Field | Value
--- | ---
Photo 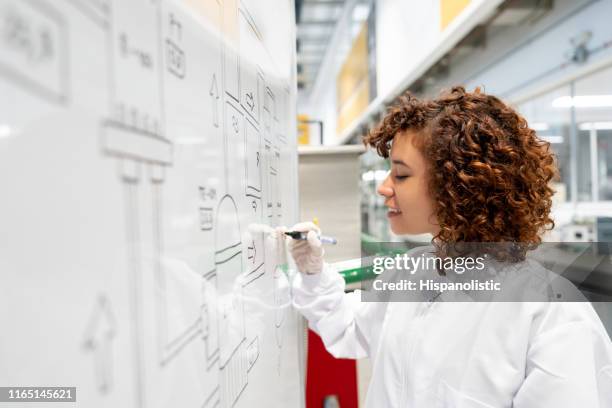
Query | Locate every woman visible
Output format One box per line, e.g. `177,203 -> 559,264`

284,87 -> 612,407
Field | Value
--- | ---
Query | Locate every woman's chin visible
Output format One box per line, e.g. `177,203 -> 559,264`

390,222 -> 432,236
389,223 -> 410,235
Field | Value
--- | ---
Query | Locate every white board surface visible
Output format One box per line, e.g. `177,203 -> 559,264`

0,0 -> 302,407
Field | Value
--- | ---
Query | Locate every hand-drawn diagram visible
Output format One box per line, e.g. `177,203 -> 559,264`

99,2 -> 170,407
198,2 -> 280,404
0,0 -> 296,406
263,139 -> 281,223
0,0 -> 68,103
207,194 -> 249,406
165,12 -> 185,79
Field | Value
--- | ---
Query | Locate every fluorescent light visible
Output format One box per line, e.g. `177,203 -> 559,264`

578,122 -> 612,131
552,96 -> 572,107
531,122 -> 549,131
552,95 -> 612,108
540,135 -> 564,144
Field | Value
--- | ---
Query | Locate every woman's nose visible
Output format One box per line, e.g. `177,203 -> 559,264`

377,175 -> 394,197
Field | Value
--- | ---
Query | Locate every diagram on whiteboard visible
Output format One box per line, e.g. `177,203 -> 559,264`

0,0 -> 299,406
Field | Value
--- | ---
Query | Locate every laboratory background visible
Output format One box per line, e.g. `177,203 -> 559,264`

296,0 -> 612,406
1,0 -> 611,407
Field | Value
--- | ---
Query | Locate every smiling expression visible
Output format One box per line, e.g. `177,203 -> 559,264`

376,130 -> 440,236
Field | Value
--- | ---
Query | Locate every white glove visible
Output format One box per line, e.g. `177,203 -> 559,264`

286,222 -> 324,275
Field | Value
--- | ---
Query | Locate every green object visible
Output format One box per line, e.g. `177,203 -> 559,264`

338,264 -> 376,284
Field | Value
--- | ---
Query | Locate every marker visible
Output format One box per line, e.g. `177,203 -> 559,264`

284,231 -> 338,245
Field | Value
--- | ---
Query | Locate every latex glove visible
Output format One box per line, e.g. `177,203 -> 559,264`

286,222 -> 324,275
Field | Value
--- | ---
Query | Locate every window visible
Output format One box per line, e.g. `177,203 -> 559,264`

517,64 -> 612,204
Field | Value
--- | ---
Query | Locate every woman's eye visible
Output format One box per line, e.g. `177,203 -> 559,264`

394,174 -> 409,180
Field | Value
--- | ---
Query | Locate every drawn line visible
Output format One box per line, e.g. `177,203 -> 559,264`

246,262 -> 264,276
246,337 -> 259,373
160,324 -> 203,366
214,241 -> 241,254
206,350 -> 219,371
166,317 -> 201,349
243,268 -> 265,286
219,337 -> 246,370
215,249 -> 242,266
202,386 -> 220,408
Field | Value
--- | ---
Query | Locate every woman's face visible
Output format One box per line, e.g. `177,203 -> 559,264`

376,130 -> 440,236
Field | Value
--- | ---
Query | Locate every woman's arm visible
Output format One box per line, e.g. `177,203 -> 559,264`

292,262 -> 387,359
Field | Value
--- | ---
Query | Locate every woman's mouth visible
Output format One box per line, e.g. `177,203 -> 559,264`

387,207 -> 402,218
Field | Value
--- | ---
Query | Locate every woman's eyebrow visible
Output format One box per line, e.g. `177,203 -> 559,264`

391,159 -> 411,169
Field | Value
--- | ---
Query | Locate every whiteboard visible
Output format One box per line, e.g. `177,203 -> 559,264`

0,0 -> 302,407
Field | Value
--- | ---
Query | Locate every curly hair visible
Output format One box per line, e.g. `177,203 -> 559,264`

364,86 -> 559,262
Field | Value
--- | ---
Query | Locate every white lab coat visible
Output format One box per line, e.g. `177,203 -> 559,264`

292,245 -> 612,407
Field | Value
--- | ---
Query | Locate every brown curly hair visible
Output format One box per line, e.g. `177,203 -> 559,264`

364,86 -> 559,261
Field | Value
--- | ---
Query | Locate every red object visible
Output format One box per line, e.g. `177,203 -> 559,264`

305,329 -> 358,408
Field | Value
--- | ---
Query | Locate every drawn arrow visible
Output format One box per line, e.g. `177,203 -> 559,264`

82,295 -> 117,394
246,92 -> 255,112
209,74 -> 220,128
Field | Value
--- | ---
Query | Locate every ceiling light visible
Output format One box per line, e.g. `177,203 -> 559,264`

578,122 -> 612,131
552,95 -> 612,108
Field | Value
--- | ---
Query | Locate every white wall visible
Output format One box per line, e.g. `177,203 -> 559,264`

375,0 -> 440,97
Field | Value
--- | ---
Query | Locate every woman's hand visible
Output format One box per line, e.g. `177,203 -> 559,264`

285,222 -> 324,275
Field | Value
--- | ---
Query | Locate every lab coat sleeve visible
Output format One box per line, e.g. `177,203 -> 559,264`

513,302 -> 612,408
292,262 -> 385,359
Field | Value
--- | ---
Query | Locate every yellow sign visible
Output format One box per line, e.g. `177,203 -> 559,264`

440,0 -> 471,30
297,114 -> 310,145
336,21 -> 370,136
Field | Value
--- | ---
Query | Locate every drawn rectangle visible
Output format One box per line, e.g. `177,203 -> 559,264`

102,123 -> 172,164
166,38 -> 185,78
0,0 -> 67,103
